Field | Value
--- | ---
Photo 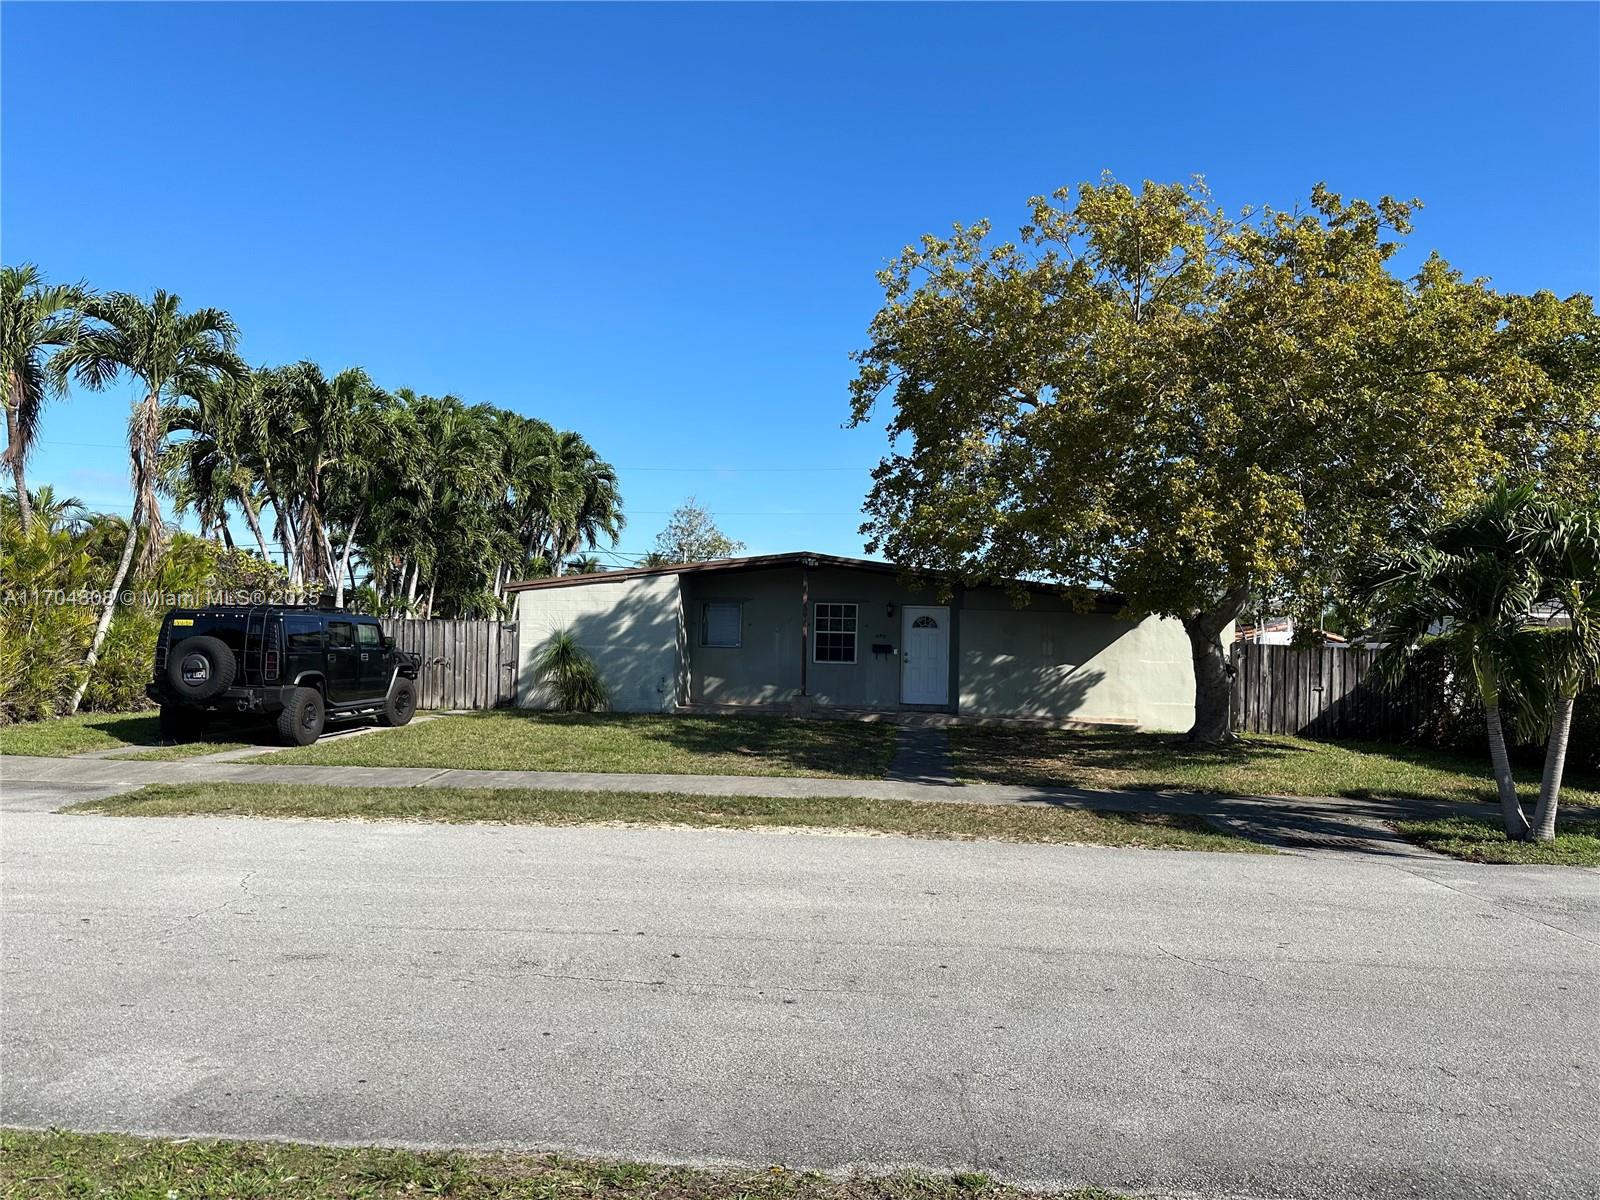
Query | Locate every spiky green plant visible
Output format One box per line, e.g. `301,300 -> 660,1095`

533,630 -> 609,712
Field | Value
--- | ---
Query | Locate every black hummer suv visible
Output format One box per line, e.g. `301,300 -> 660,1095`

149,604 -> 422,745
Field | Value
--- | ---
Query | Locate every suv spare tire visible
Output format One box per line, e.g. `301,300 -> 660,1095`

380,677 -> 416,727
166,635 -> 237,701
277,685 -> 326,746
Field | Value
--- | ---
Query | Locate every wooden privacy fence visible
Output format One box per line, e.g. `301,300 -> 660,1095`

1230,642 -> 1443,740
378,618 -> 520,710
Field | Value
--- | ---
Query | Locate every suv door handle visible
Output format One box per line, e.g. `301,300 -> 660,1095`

360,652 -> 370,661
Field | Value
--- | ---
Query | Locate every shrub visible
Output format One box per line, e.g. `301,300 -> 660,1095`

0,508 -> 291,723
533,630 -> 609,712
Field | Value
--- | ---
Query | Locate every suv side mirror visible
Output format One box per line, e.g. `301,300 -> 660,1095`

381,635 -> 394,651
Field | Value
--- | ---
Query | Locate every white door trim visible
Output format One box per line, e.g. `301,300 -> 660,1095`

900,605 -> 950,705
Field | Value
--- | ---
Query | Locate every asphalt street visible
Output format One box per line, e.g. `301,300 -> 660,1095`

2,800 -> 1596,1199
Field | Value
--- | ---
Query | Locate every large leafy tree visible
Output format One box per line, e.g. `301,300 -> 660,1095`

650,497 -> 745,564
59,290 -> 243,713
849,177 -> 1600,739
2,264 -> 88,532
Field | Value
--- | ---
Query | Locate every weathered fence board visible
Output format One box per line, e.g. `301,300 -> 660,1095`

378,618 -> 519,711
1231,643 -> 1431,739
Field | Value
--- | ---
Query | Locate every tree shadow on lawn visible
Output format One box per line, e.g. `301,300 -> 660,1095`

951,726 -> 1599,811
474,709 -> 898,775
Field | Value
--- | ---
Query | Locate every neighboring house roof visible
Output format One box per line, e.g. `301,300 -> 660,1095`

506,550 -> 1127,610
1234,619 -> 1348,645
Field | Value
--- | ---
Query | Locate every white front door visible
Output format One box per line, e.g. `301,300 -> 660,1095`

901,606 -> 950,705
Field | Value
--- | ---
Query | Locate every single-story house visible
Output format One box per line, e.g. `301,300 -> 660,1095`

508,552 -> 1208,731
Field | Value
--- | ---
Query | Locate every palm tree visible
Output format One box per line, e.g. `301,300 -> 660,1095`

1365,483 -> 1568,840
22,485 -> 88,535
161,374 -> 272,558
57,290 -> 243,713
2,264 -> 88,531
1528,507 -> 1600,840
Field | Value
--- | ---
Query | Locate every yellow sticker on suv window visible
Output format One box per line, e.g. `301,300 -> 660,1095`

172,618 -> 194,626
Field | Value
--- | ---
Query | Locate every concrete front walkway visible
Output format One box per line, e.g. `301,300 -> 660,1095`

3,751 -> 1487,857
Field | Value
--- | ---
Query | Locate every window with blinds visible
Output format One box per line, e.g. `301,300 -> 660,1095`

701,601 -> 742,648
813,602 -> 857,663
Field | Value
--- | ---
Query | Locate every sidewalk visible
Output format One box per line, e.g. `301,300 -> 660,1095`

2,750 -> 1485,857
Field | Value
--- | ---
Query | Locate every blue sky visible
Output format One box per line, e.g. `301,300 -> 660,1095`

4,1 -> 1596,566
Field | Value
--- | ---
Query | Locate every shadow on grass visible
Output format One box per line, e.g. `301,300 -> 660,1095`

950,727 -> 1600,811
79,714 -> 164,747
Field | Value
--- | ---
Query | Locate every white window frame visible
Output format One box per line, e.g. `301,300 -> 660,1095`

812,601 -> 858,664
701,600 -> 743,648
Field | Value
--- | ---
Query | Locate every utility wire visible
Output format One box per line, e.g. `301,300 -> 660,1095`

35,438 -> 874,473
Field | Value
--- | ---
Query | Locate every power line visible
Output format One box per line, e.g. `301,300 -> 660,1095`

34,439 -> 873,473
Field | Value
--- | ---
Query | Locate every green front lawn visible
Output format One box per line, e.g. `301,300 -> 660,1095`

1392,814 -> 1600,866
950,727 -> 1600,809
0,711 -> 161,757
0,710 -> 267,761
0,1129 -> 1127,1200
273,710 -> 900,778
66,782 -> 1271,853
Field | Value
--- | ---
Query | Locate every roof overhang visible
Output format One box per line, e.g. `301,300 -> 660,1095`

505,551 -> 1126,611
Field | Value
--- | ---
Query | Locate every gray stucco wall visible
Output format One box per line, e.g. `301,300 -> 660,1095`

516,574 -> 684,713
520,564 -> 1203,730
959,587 -> 1196,731
685,566 -> 946,709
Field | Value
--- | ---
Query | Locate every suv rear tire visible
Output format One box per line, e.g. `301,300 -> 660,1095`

167,635 -> 237,702
277,686 -> 326,746
380,678 -> 416,727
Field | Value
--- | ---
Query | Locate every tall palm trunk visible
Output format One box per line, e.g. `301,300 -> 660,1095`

1483,707 -> 1530,839
333,508 -> 363,608
1530,696 -> 1576,842
72,389 -> 162,714
239,496 -> 269,562
68,515 -> 139,714
129,391 -> 165,571
4,372 -> 32,531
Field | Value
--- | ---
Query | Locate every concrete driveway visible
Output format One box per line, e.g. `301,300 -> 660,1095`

2,805 -> 1595,1200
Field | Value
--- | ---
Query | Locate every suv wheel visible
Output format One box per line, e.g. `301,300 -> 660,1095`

277,686 -> 326,746
380,678 -> 416,727
166,635 -> 237,702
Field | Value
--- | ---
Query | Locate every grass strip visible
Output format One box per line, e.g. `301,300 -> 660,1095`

272,711 -> 900,778
0,711 -> 160,757
949,727 -> 1600,808
0,1128 -> 1128,1200
115,741 -> 258,761
1391,814 -> 1600,865
65,782 -> 1273,853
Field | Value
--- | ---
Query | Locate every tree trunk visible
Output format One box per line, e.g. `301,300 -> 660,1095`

1182,588 -> 1248,742
4,380 -> 32,532
68,515 -> 140,715
425,576 -> 436,619
333,509 -> 362,609
1530,696 -> 1575,842
1483,706 -> 1530,840
406,562 -> 420,608
241,499 -> 269,562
